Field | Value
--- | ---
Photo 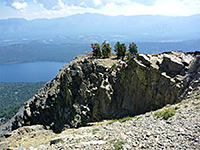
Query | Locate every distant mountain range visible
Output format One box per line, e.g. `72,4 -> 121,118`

0,13 -> 200,44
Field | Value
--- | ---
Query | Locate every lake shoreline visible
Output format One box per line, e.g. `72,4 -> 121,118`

0,61 -> 67,82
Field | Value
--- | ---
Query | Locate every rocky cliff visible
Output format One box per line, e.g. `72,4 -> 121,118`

8,51 -> 200,133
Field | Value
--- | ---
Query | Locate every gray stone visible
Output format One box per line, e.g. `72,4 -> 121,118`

3,52 -> 197,135
14,147 -> 26,150
50,137 -> 64,145
160,54 -> 184,75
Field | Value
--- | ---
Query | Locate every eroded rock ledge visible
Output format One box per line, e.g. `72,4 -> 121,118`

7,51 -> 200,133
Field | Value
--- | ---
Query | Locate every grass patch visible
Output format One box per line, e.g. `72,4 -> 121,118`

181,100 -> 189,104
109,139 -> 116,143
114,140 -> 125,150
119,116 -> 132,123
92,128 -> 100,134
107,119 -> 118,125
195,95 -> 200,99
194,102 -> 200,106
154,107 -> 176,120
101,135 -> 105,140
107,116 -> 132,125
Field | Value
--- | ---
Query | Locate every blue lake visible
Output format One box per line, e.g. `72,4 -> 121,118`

0,62 -> 67,82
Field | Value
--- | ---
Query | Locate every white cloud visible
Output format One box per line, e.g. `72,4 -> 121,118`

93,0 -> 102,6
58,0 -> 65,9
92,0 -> 200,16
12,2 -> 28,10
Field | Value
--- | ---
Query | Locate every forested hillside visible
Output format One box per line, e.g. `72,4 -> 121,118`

0,82 -> 46,124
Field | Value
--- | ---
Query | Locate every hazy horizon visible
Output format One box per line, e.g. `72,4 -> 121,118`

1,12 -> 200,21
1,0 -> 200,20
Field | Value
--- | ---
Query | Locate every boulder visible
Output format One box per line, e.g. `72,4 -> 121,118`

160,54 -> 185,76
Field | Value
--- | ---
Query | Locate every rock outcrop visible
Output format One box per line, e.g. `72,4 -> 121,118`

6,51 -> 200,133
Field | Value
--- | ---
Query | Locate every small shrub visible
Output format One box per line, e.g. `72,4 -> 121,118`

166,104 -> 171,108
136,116 -> 141,120
114,140 -> 125,150
154,107 -> 176,120
170,128 -> 174,131
184,105 -> 188,108
181,115 -> 187,119
153,53 -> 160,57
174,106 -> 180,110
112,64 -> 117,69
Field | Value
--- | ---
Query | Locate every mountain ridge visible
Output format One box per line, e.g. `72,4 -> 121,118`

1,13 -> 200,42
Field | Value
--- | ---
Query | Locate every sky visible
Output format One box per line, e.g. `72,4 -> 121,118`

0,0 -> 200,20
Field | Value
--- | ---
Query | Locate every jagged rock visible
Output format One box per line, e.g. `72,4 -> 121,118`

50,137 -> 64,145
4,132 -> 12,138
181,53 -> 193,66
160,54 -> 185,76
2,52 -> 199,135
188,56 -> 200,73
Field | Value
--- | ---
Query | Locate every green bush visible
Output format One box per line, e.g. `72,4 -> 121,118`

154,107 -> 176,120
114,140 -> 125,150
174,106 -> 180,110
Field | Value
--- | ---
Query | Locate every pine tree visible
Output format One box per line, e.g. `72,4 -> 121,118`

129,42 -> 138,56
95,43 -> 101,58
121,43 -> 126,60
114,41 -> 122,58
114,42 -> 126,59
101,41 -> 111,58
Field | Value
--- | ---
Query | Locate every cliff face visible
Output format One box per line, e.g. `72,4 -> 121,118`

10,51 -> 200,133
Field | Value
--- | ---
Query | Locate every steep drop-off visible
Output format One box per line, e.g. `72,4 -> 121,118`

9,51 -> 200,133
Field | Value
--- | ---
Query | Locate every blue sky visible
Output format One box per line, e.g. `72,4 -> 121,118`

1,0 -> 200,20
